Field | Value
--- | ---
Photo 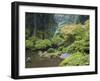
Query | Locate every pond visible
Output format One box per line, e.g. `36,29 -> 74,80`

25,51 -> 70,68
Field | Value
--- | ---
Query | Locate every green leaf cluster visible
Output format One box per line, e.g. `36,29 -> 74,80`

35,39 -> 52,50
47,48 -> 55,53
59,52 -> 89,66
51,36 -> 64,47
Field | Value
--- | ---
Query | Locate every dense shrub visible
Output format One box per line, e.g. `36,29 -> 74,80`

58,24 -> 84,46
47,48 -> 55,53
58,21 -> 90,54
51,36 -> 64,47
59,52 -> 89,66
84,20 -> 90,31
59,24 -> 81,38
28,36 -> 38,43
25,40 -> 34,49
25,36 -> 38,50
61,47 -> 68,53
66,40 -> 89,54
72,24 -> 85,41
63,34 -> 75,47
58,46 -> 64,51
35,39 -> 52,50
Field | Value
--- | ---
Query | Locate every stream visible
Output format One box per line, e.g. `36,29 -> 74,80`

25,51 -> 70,68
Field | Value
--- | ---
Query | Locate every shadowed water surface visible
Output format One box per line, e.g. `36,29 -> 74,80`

26,50 -> 71,68
25,51 -> 62,68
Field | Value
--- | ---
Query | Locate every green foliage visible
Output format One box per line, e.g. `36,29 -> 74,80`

51,36 -> 64,46
58,46 -> 64,51
35,39 -> 52,50
58,24 -> 85,46
28,36 -> 38,43
58,20 -> 90,55
84,20 -> 90,31
25,36 -> 38,50
25,40 -> 34,49
47,48 -> 55,53
73,25 -> 85,41
66,39 -> 89,54
59,24 -> 82,35
26,20 -> 89,53
61,47 -> 68,53
59,52 -> 89,66
64,34 -> 75,46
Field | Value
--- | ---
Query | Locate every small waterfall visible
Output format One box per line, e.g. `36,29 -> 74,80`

53,25 -> 61,37
53,14 -> 79,37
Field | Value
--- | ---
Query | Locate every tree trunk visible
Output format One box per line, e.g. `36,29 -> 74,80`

33,14 -> 37,36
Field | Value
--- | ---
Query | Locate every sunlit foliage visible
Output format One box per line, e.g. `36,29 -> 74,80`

59,52 -> 89,66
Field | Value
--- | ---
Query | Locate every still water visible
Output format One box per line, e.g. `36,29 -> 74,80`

25,50 -> 71,68
25,51 -> 62,68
